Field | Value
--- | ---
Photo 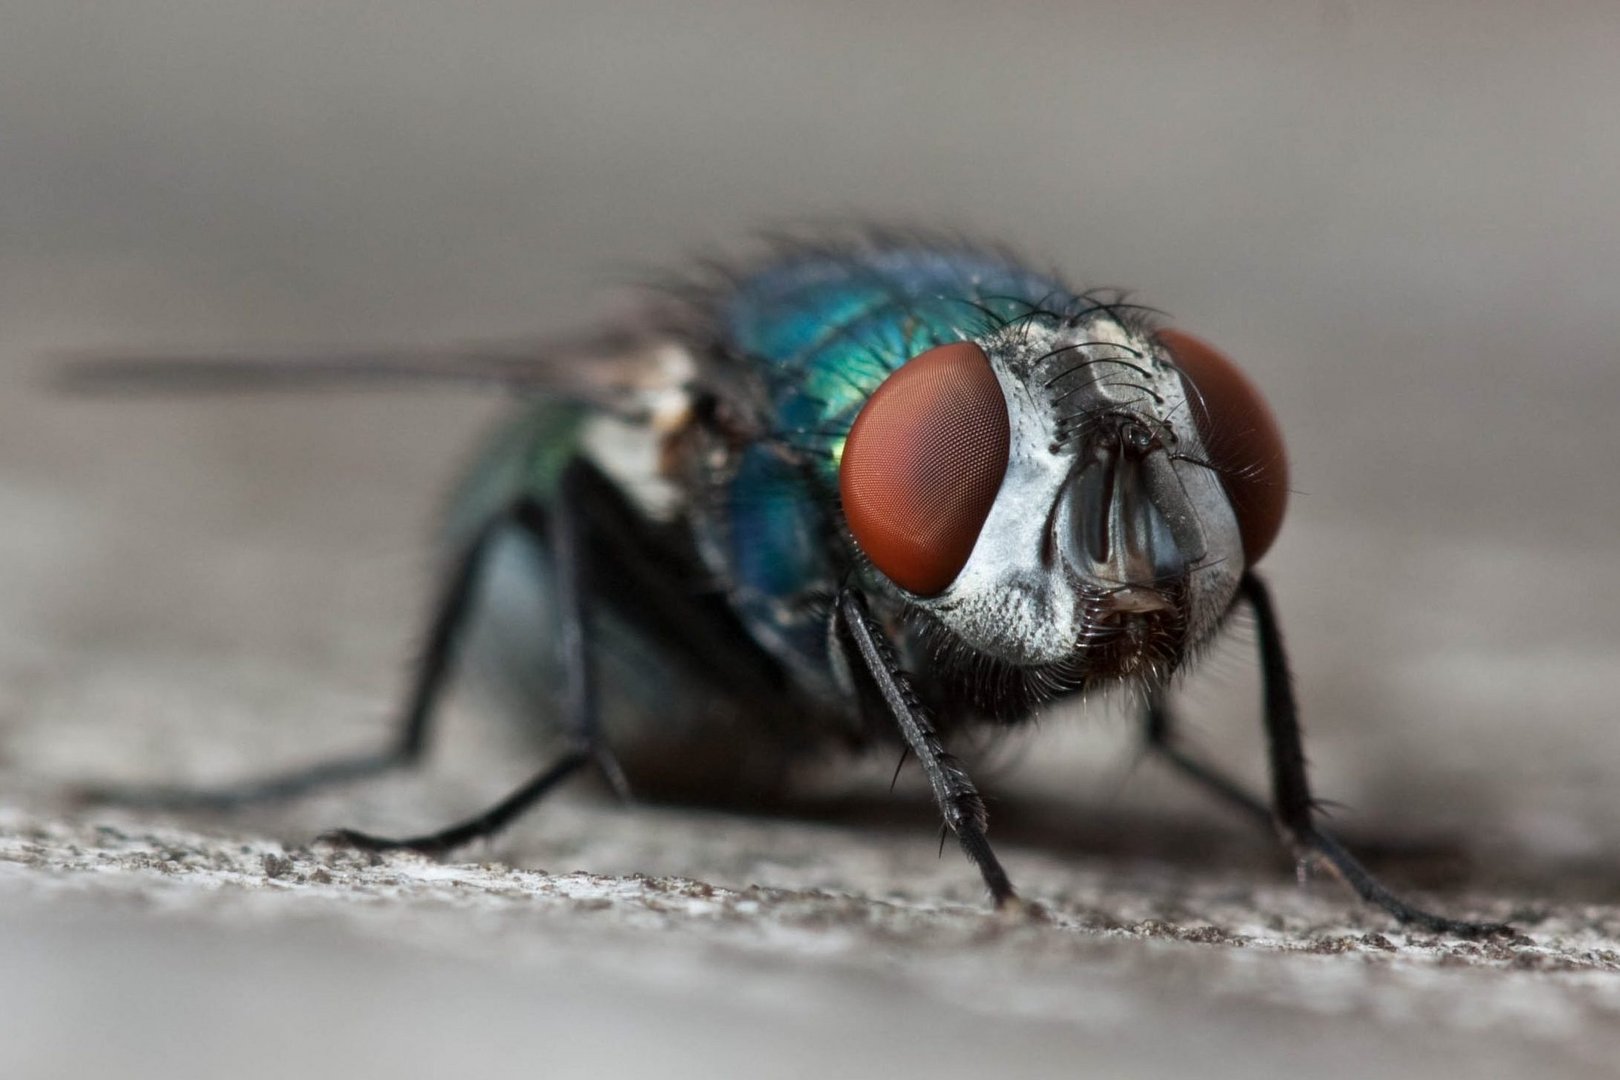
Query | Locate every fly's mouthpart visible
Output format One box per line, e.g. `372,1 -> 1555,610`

1071,573 -> 1190,677
1065,411 -> 1187,597
1096,584 -> 1174,615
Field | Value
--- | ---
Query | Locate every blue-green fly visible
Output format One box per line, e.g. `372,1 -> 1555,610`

61,231 -> 1508,936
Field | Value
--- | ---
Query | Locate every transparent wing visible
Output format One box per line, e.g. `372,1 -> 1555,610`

50,320 -> 693,419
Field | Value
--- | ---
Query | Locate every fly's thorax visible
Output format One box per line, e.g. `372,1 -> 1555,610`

579,411 -> 686,522
577,341 -> 701,524
865,317 -> 1245,685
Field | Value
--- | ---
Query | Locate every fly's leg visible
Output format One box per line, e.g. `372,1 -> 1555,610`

76,502 -> 522,810
320,749 -> 591,855
834,588 -> 1016,907
1142,695 -> 1271,829
1143,571 -> 1511,938
331,454 -> 793,856
1240,572 -> 1509,934
324,459 -> 622,854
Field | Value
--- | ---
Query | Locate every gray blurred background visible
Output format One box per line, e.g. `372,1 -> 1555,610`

2,2 -> 1619,1077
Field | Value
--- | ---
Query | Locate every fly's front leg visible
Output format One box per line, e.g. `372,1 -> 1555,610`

75,503 -> 516,810
1148,571 -> 1510,937
834,588 -> 1016,907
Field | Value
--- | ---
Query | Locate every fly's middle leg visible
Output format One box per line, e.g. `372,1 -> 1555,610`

324,459 -> 623,854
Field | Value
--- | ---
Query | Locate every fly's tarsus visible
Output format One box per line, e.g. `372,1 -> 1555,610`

316,749 -> 592,857
1135,574 -> 1514,939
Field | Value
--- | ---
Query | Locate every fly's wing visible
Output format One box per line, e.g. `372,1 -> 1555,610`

51,316 -> 694,421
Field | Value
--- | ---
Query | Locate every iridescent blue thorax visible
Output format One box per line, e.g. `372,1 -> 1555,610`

723,246 -> 1072,486
689,244 -> 1085,690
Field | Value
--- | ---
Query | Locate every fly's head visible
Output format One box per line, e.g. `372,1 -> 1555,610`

838,314 -> 1288,704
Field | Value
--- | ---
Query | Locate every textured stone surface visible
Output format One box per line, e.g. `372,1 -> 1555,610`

2,794 -> 1618,1080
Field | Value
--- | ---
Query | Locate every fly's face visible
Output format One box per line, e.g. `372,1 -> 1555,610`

840,316 -> 1288,691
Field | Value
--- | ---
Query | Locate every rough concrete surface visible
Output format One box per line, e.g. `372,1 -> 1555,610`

3,3 -> 1620,1078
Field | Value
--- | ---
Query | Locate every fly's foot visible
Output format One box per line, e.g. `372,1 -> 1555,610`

993,894 -> 1052,925
1394,909 -> 1517,940
1288,826 -> 1515,939
315,827 -> 452,857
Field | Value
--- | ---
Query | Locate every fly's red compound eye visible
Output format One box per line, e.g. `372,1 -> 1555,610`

839,341 -> 1010,596
1156,329 -> 1290,566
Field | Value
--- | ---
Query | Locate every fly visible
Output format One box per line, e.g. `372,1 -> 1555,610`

57,230 -> 1509,937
